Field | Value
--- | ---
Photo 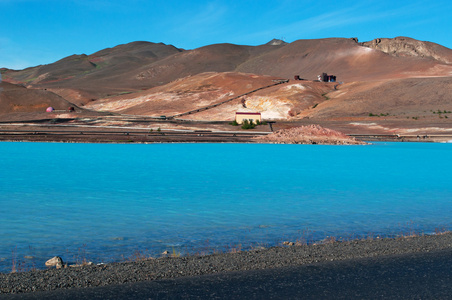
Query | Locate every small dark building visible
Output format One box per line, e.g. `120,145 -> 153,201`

318,73 -> 336,82
293,75 -> 306,81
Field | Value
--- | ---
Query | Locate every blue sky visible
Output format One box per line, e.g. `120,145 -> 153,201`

1,0 -> 451,69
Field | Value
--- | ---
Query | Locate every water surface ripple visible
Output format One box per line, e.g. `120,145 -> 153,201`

0,142 -> 451,272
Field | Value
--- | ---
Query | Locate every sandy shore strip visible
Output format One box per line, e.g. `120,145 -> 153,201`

1,232 -> 451,294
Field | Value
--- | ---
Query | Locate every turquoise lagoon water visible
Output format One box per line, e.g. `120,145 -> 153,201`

0,142 -> 451,272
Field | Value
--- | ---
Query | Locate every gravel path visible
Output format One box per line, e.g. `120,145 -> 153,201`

1,233 -> 451,295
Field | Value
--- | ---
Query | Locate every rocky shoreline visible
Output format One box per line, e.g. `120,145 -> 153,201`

1,232 -> 451,295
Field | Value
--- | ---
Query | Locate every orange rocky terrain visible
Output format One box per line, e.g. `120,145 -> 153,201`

84,72 -> 333,121
255,125 -> 365,145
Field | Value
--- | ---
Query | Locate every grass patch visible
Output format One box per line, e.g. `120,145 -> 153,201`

241,119 -> 256,129
369,113 -> 390,117
433,109 -> 452,114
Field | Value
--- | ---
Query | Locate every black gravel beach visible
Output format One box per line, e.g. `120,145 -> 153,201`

1,233 -> 451,296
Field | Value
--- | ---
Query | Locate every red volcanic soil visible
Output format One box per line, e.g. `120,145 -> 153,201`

83,71 -> 340,121
255,125 -> 365,145
84,72 -> 300,119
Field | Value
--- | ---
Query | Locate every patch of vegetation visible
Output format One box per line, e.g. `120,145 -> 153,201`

241,119 -> 256,130
433,109 -> 452,118
433,109 -> 452,114
321,93 -> 330,100
369,113 -> 390,117
172,247 -> 181,258
312,103 -> 319,109
230,119 -> 267,128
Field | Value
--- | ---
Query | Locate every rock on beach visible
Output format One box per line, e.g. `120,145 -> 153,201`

1,233 -> 451,295
45,256 -> 64,269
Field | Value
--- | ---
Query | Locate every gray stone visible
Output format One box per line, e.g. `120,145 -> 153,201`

45,256 -> 64,269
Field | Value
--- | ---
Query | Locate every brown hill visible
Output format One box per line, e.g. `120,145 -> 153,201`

4,37 -> 452,90
237,38 -> 452,81
0,81 -> 77,115
1,41 -> 288,103
3,37 -> 452,93
298,77 -> 452,120
1,37 -> 452,127
1,42 -> 183,98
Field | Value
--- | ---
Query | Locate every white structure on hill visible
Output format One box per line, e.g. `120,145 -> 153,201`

235,112 -> 262,124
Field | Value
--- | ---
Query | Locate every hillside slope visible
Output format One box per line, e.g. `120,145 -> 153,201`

1,37 -> 452,124
0,81 -> 77,115
3,37 -> 451,98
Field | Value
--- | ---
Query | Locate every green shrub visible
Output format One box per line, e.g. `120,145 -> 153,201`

241,119 -> 256,130
229,120 -> 239,126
